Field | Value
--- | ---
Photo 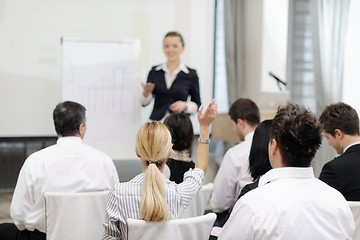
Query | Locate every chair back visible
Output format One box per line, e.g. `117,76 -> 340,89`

127,213 -> 216,240
45,191 -> 109,240
181,183 -> 214,218
348,201 -> 360,239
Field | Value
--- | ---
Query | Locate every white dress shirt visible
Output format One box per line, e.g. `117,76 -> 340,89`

219,167 -> 355,240
10,136 -> 119,233
210,132 -> 254,212
102,168 -> 204,240
140,62 -> 198,121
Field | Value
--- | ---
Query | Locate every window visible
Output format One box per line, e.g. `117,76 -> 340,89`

214,0 -> 229,113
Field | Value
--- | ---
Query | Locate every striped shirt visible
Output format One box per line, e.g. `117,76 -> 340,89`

102,168 -> 204,240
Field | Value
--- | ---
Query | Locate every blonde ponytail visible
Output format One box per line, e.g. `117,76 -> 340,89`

140,163 -> 170,221
136,122 -> 172,221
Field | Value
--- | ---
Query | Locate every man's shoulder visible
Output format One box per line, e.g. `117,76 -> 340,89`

27,144 -> 57,158
225,141 -> 251,157
81,143 -> 112,160
325,150 -> 359,168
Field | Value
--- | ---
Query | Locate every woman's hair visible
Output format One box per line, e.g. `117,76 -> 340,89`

136,121 -> 173,221
164,113 -> 194,151
164,31 -> 185,47
248,120 -> 273,181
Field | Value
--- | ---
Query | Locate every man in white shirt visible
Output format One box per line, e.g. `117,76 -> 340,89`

219,104 -> 354,240
210,98 -> 260,226
0,101 -> 119,240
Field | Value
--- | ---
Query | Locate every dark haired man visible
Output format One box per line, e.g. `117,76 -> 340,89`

319,102 -> 360,201
210,98 -> 260,226
0,101 -> 119,240
220,104 -> 354,240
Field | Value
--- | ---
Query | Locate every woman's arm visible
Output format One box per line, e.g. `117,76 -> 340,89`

195,100 -> 217,173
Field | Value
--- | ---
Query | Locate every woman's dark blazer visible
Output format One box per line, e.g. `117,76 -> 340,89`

144,65 -> 201,121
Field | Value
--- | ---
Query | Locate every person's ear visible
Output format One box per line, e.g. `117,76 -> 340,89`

78,123 -> 86,138
269,138 -> 278,157
236,119 -> 244,128
334,129 -> 344,140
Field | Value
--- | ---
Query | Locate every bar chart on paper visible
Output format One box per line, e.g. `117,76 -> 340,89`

65,63 -> 131,115
62,39 -> 141,159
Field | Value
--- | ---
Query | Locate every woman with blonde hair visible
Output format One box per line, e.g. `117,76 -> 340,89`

103,100 -> 217,240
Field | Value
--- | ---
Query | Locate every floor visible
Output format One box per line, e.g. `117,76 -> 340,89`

0,192 -> 13,224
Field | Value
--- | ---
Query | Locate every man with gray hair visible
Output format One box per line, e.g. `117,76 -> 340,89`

0,101 -> 119,240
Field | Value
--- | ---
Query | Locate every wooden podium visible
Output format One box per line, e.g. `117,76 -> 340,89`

211,110 -> 276,144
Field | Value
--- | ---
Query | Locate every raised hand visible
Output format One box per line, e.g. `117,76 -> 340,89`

197,99 -> 218,129
141,82 -> 155,97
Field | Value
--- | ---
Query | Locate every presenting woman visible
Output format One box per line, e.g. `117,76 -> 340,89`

141,31 -> 201,121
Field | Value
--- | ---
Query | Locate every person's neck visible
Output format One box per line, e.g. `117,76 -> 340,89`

241,125 -> 257,139
342,135 -> 360,152
166,60 -> 181,74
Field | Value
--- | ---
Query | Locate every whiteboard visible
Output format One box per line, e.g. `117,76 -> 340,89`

62,39 -> 141,160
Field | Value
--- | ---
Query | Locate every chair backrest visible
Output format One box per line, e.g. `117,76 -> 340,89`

127,213 -> 216,240
348,201 -> 360,239
180,183 -> 214,218
44,191 -> 109,240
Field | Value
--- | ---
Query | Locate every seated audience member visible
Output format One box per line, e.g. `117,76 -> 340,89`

0,101 -> 119,240
102,100 -> 217,240
219,104 -> 354,240
238,119 -> 273,198
213,120 -> 273,227
210,98 -> 260,221
164,113 -> 195,184
319,102 -> 360,201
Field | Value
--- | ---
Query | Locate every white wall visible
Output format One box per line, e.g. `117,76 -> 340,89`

244,0 -> 264,99
261,0 -> 288,92
0,0 -> 214,158
343,0 -> 360,113
243,0 -> 288,109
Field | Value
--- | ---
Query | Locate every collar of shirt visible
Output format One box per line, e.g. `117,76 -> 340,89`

171,150 -> 192,162
56,136 -> 82,145
244,131 -> 254,142
155,62 -> 189,89
343,142 -> 360,153
258,167 -> 314,187
155,62 -> 189,74
131,172 -> 173,183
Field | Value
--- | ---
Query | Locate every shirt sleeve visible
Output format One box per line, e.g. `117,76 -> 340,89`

140,93 -> 153,106
104,156 -> 120,187
210,151 -> 238,212
219,199 -> 256,240
10,160 -> 34,231
184,101 -> 198,114
102,188 -> 122,240
188,70 -> 201,109
177,168 -> 204,209
141,69 -> 155,107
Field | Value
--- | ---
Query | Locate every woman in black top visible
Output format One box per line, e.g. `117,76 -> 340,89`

141,31 -> 201,121
164,113 -> 195,183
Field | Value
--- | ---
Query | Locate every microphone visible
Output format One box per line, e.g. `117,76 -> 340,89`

269,72 -> 287,91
